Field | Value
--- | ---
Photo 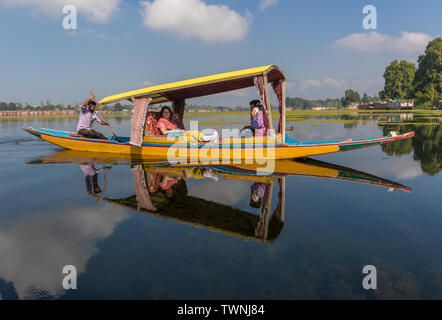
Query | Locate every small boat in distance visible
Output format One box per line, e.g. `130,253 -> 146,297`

24,65 -> 414,160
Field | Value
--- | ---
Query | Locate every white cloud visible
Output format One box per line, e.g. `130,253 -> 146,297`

323,78 -> 347,87
228,88 -> 253,98
286,81 -> 296,91
355,157 -> 423,181
189,179 -> 250,205
0,204 -> 130,299
259,0 -> 279,11
0,0 -> 121,22
300,78 -> 347,91
140,0 -> 251,43
332,31 -> 433,54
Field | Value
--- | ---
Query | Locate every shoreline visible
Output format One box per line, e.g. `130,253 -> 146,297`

0,109 -> 440,120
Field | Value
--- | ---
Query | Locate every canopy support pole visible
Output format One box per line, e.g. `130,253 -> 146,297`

263,181 -> 274,240
263,74 -> 273,132
281,80 -> 286,143
130,97 -> 151,147
280,177 -> 286,223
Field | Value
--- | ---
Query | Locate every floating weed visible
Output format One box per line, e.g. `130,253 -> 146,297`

286,127 -> 308,132
198,120 -> 243,125
287,119 -> 377,125
378,121 -> 440,126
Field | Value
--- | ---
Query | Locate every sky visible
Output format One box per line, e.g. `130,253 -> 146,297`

0,0 -> 441,106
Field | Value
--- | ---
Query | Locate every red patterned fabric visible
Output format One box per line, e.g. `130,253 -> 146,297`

148,172 -> 162,194
130,97 -> 151,146
254,75 -> 266,107
254,75 -> 269,135
172,99 -> 185,129
144,111 -> 182,136
145,111 -> 161,136
132,165 -> 156,211
272,178 -> 282,218
272,81 -> 283,133
261,183 -> 271,214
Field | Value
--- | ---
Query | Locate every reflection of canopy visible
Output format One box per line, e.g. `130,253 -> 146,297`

28,150 -> 413,242
105,165 -> 285,243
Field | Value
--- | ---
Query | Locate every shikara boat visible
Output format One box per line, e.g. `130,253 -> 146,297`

24,65 -> 414,160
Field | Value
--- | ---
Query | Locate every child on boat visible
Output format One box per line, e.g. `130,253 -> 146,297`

250,182 -> 266,208
242,100 -> 267,137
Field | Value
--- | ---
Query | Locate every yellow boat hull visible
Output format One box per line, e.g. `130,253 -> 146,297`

39,132 -> 339,160
26,127 -> 414,162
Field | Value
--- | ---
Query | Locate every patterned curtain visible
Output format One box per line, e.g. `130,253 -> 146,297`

130,97 -> 151,146
131,165 -> 156,211
272,80 -> 283,133
254,75 -> 270,134
255,183 -> 271,239
272,178 -> 282,219
172,99 -> 186,129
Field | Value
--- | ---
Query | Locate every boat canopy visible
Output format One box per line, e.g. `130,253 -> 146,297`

98,65 -> 285,105
99,65 -> 287,147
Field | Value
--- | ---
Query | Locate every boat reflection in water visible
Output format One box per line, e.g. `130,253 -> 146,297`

29,150 -> 412,243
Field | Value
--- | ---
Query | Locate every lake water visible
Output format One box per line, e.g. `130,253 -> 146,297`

0,112 -> 440,299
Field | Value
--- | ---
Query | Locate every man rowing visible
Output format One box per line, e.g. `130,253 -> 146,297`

77,94 -> 109,139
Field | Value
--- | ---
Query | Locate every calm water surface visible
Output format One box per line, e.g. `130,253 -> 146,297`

0,113 -> 440,299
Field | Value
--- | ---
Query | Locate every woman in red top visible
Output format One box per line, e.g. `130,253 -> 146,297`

156,106 -> 219,142
156,106 -> 182,136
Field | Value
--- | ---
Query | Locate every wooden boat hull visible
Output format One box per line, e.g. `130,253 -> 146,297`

23,127 -> 414,161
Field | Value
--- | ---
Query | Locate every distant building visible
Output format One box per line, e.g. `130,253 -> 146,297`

347,102 -> 360,110
358,99 -> 414,110
312,106 -> 338,111
0,110 -> 76,117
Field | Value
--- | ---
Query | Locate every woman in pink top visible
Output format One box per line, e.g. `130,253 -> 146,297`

157,106 -> 182,136
156,106 -> 219,142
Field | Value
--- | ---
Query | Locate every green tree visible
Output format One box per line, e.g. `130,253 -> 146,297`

7,102 -> 17,110
413,37 -> 442,107
380,60 -> 415,100
341,89 -> 361,107
362,93 -> 371,103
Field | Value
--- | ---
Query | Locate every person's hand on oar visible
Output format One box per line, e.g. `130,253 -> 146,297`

90,91 -> 118,141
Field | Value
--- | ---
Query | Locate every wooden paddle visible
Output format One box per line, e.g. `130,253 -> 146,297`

90,91 -> 118,140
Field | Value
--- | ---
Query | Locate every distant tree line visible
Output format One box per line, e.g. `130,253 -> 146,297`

285,97 -> 342,110
286,90 -> 379,110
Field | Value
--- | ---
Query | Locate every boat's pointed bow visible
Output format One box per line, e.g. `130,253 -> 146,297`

23,127 -> 41,138
403,131 -> 415,139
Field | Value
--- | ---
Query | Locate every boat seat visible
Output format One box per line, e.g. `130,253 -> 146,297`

145,111 -> 183,136
145,112 -> 161,136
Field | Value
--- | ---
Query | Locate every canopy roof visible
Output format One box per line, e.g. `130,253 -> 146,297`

99,65 -> 285,105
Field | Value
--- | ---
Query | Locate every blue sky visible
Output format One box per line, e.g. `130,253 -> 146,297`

0,0 -> 440,106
